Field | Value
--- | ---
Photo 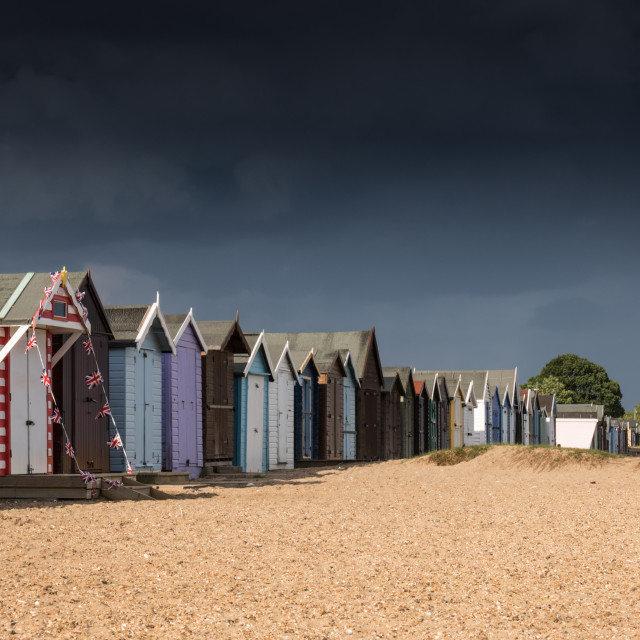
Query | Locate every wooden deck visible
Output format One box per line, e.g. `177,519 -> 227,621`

0,472 -> 176,500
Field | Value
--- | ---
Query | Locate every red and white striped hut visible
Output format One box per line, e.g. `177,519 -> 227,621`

0,268 -> 92,475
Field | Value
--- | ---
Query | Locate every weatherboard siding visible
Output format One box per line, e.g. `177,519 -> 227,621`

108,347 -> 136,472
343,369 -> 357,460
163,323 -> 203,477
268,365 -> 295,470
233,345 -> 270,472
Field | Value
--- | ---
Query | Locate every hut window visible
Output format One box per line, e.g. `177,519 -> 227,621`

53,300 -> 67,318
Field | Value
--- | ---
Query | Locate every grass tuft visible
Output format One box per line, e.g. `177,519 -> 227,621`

423,444 -> 492,466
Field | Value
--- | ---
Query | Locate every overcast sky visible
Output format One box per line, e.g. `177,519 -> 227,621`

1,1 -> 639,406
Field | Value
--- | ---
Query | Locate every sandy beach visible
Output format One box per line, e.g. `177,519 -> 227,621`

1,447 -> 638,639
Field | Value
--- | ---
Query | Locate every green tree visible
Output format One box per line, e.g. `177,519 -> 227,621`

524,354 -> 624,417
622,402 -> 640,420
522,375 -> 575,404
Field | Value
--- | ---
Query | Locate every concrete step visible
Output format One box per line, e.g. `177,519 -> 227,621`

135,471 -> 191,484
204,464 -> 244,474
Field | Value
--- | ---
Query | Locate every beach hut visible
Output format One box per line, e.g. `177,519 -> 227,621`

537,394 -> 556,446
381,371 -> 404,459
245,334 -> 298,470
162,311 -> 208,477
487,369 -> 519,444
198,318 -> 251,465
342,351 -> 360,460
413,380 -> 428,455
260,330 -> 384,460
490,386 -> 502,443
416,371 -> 490,446
0,269 -> 94,475
233,332 -> 275,472
50,270 -> 114,474
105,296 -> 176,472
382,367 -> 415,458
256,334 -> 321,462
519,389 -> 533,445
463,380 -> 480,446
556,403 -> 604,449
413,372 -> 439,451
449,375 -> 465,448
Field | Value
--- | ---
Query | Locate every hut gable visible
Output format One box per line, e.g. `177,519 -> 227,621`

235,331 -> 275,380
0,270 -> 90,331
199,319 -> 250,354
164,311 -> 208,354
106,295 -> 175,355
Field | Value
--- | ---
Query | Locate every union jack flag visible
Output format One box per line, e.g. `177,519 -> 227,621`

25,333 -> 37,353
85,370 -> 103,389
96,403 -> 111,420
82,339 -> 93,355
51,407 -> 63,424
107,434 -> 122,449
65,440 -> 75,458
75,290 -> 86,302
103,478 -> 123,488
80,469 -> 96,484
40,369 -> 51,388
43,285 -> 53,297
50,271 -> 60,281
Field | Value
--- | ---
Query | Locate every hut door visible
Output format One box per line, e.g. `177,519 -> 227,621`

302,377 -> 312,458
343,385 -> 356,460
135,349 -> 154,467
178,346 -> 198,467
492,403 -> 501,443
277,373 -> 289,463
246,374 -> 264,472
10,329 -> 48,474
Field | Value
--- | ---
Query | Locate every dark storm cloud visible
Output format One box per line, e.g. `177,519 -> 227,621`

1,1 -> 639,404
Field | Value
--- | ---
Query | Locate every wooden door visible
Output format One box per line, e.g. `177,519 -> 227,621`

178,346 -> 198,467
343,383 -> 356,460
75,333 -> 110,472
204,350 -> 234,461
246,374 -> 264,472
302,377 -> 312,458
10,329 -> 48,474
277,372 -> 289,463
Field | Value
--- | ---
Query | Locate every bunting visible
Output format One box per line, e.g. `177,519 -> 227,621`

25,333 -> 37,353
96,403 -> 111,420
85,370 -> 103,389
26,268 -> 135,496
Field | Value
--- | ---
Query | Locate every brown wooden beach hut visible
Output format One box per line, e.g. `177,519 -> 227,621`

199,318 -> 251,463
381,370 -> 404,459
51,270 -> 114,474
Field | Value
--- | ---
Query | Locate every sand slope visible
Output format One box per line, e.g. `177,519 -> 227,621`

1,447 -> 639,639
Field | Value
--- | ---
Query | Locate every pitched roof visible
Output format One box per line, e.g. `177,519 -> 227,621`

414,370 -> 486,400
105,298 -> 175,354
487,369 -> 519,403
250,330 -> 377,379
105,305 -> 151,341
0,270 -> 90,324
382,372 -> 405,395
198,320 -> 250,353
537,394 -> 555,415
556,403 -> 605,420
383,366 -> 413,396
